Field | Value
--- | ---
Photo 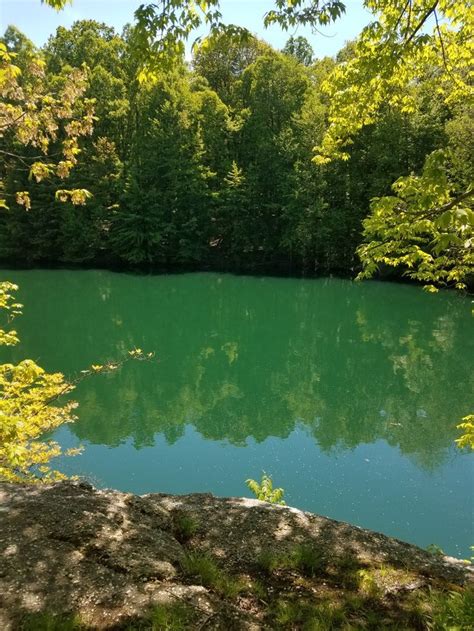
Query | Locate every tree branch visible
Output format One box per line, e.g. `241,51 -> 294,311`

433,9 -> 462,87
0,149 -> 50,163
415,188 -> 474,220
404,1 -> 438,45
393,0 -> 411,34
0,110 -> 27,132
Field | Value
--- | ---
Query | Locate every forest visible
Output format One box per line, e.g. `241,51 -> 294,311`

0,3 -> 472,281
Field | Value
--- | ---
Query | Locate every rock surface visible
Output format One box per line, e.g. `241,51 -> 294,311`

0,481 -> 472,629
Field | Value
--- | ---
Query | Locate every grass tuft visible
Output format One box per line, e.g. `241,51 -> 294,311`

146,602 -> 197,630
257,544 -> 328,578
357,568 -> 383,598
291,544 -> 328,577
331,552 -> 363,590
19,612 -> 86,631
426,587 -> 474,629
123,601 -> 198,630
271,598 -> 346,630
181,552 -> 246,599
172,513 -> 199,543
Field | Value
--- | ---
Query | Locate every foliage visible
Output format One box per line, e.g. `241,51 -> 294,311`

129,0 -> 345,76
0,280 -> 153,484
290,544 -> 328,577
15,586 -> 474,630
0,280 -> 75,482
0,28 -> 152,482
0,40 -> 94,210
357,568 -> 384,598
2,13 -> 463,276
316,1 -> 473,164
109,68 -> 212,265
426,588 -> 474,630
456,415 -> 474,450
282,35 -> 314,66
42,0 -> 70,9
357,150 -> 473,291
312,1 -> 474,291
192,31 -> 270,107
246,473 -> 285,505
43,0 -> 347,44
0,17 -> 97,484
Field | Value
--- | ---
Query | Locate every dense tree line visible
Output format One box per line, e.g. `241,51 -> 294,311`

0,20 -> 469,275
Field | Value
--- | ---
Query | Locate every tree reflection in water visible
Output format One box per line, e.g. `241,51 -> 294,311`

3,270 -> 471,473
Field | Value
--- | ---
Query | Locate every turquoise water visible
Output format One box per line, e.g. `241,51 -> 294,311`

2,270 -> 473,557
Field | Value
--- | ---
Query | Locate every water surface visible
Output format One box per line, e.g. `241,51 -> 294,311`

2,270 -> 473,557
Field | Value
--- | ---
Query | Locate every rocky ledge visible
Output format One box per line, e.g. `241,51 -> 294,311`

0,481 -> 472,629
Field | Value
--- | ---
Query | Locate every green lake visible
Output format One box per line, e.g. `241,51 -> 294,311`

2,270 -> 473,557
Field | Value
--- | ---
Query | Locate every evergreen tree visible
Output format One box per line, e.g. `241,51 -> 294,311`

111,71 -> 212,265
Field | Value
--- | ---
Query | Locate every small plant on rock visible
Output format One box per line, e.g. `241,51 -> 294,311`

426,543 -> 445,558
245,473 -> 285,505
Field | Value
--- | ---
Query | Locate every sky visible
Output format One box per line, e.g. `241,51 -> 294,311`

0,0 -> 372,58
